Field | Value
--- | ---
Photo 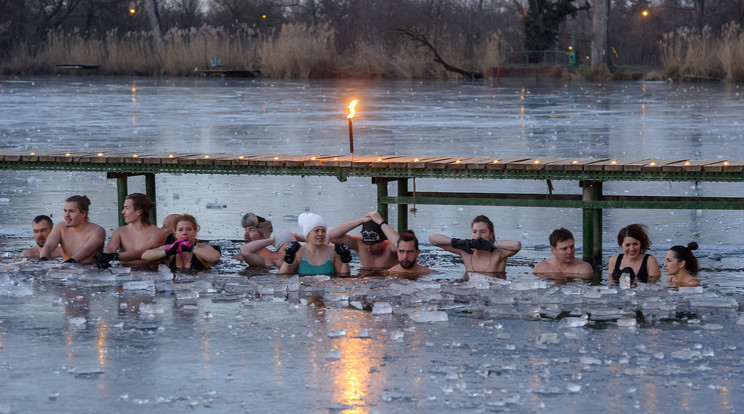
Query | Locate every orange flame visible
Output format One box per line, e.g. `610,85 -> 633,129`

347,99 -> 358,119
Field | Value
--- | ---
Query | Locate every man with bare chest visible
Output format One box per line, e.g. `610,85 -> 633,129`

429,215 -> 521,276
96,193 -> 166,268
39,195 -> 106,264
328,211 -> 400,271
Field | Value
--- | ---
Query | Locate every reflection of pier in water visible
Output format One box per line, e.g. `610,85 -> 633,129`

3,151 -> 744,268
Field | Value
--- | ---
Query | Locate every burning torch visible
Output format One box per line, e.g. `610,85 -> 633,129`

347,99 -> 358,160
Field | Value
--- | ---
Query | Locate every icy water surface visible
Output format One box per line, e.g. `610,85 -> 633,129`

2,259 -> 744,413
2,77 -> 744,412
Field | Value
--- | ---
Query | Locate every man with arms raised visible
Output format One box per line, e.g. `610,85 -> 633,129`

22,215 -> 62,258
95,193 -> 166,268
389,230 -> 434,276
39,195 -> 106,264
429,215 -> 521,276
533,228 -> 593,279
328,211 -> 399,271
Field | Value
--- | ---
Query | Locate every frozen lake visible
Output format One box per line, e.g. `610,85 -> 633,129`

2,76 -> 744,412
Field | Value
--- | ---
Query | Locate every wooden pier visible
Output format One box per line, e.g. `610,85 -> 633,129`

3,150 -> 744,266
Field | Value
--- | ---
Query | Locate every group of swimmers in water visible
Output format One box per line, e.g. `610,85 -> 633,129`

21,193 -> 701,287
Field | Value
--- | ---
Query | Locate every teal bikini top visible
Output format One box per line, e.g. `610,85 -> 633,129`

297,246 -> 335,276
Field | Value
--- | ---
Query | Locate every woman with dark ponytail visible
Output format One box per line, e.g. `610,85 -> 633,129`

664,242 -> 701,287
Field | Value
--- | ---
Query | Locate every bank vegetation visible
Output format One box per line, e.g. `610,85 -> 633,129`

1,0 -> 744,81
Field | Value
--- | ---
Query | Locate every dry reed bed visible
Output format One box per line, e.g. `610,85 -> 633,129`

1,24 -> 505,79
660,22 -> 744,82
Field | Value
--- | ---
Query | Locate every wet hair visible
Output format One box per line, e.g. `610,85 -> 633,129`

398,230 -> 419,250
173,214 -> 199,232
669,242 -> 700,275
617,224 -> 651,253
32,215 -> 53,227
471,215 -> 494,239
549,228 -> 574,247
125,193 -> 153,225
65,195 -> 91,215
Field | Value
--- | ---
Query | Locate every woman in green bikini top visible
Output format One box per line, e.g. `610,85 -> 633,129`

280,213 -> 350,276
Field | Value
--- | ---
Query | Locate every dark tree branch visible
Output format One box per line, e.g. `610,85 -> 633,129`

395,28 -> 483,79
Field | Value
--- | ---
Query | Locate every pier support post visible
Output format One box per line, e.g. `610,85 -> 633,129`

397,178 -> 409,233
145,173 -> 157,224
116,176 -> 128,227
375,178 -> 389,222
582,180 -> 603,270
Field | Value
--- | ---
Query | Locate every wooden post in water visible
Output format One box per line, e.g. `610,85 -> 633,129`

145,173 -> 157,225
397,178 -> 409,233
582,180 -> 603,270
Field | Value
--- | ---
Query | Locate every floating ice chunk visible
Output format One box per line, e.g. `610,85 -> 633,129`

579,356 -> 601,365
350,301 -> 364,310
671,349 -> 702,360
537,333 -> 560,345
123,281 -> 155,291
324,350 -> 341,360
109,266 -> 131,275
0,283 -> 32,297
497,333 -> 511,340
703,324 -> 724,331
465,274 -> 491,290
356,329 -> 371,338
676,286 -> 704,294
157,264 -> 172,276
566,383 -> 582,393
68,316 -> 86,326
589,309 -> 636,321
391,331 -> 405,340
371,302 -> 392,315
617,318 -> 637,327
409,311 -> 448,323
559,315 -> 588,328
301,275 -> 331,283
619,273 -> 631,289
328,329 -> 347,338
510,280 -> 547,291
139,303 -> 165,314
689,296 -> 738,308
286,275 -> 300,292
323,292 -> 349,302
737,317 -> 744,325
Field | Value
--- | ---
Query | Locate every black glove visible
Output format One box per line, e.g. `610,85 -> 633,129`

180,242 -> 193,252
95,252 -> 118,269
64,258 -> 76,263
335,243 -> 352,264
450,238 -> 473,254
284,241 -> 300,264
470,238 -> 495,252
39,256 -> 49,262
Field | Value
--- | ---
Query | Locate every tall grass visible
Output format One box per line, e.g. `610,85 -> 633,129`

258,23 -> 337,78
1,24 -> 506,79
659,22 -> 744,81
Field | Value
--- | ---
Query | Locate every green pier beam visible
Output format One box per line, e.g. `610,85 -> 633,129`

397,178 -> 409,233
582,180 -> 603,271
116,175 -> 128,227
145,173 -> 157,225
375,178 -> 389,222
